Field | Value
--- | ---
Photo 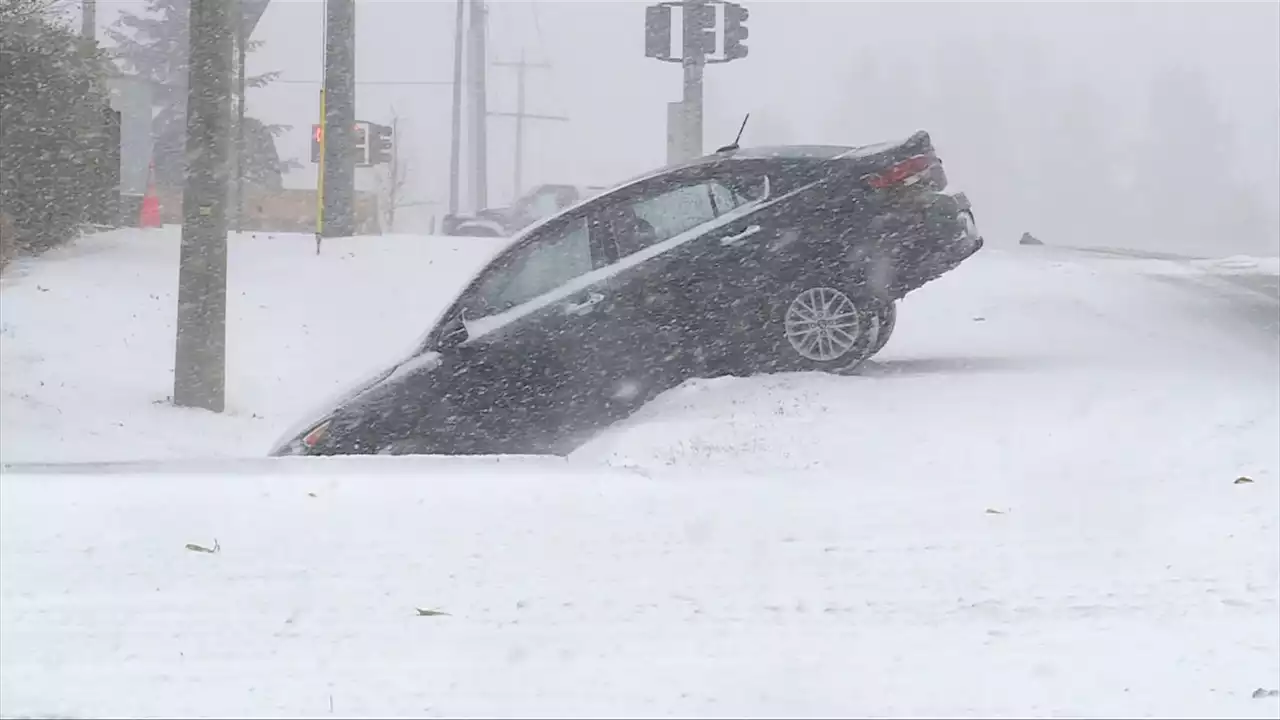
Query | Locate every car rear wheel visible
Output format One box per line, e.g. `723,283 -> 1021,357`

764,281 -> 878,373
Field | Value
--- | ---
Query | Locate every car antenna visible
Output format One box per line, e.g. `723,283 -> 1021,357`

715,113 -> 750,154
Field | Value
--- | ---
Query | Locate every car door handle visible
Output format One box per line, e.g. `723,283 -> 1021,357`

720,225 -> 762,247
563,292 -> 605,316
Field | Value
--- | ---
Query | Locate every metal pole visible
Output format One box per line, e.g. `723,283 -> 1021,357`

468,0 -> 489,211
448,0 -> 464,217
174,0 -> 232,411
681,1 -> 705,161
686,37 -> 706,156
513,50 -> 526,196
321,0 -> 357,237
315,88 -> 326,253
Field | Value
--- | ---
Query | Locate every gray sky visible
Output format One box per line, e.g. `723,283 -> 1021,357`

91,0 -> 1279,249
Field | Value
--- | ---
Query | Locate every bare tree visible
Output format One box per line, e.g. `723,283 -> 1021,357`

377,109 -> 410,233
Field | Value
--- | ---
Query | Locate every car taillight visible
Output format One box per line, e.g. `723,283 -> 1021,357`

866,154 -> 935,190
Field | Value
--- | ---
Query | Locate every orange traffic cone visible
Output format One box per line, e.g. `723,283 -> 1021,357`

139,161 -> 161,229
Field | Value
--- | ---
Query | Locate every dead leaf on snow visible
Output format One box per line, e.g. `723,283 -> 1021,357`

185,538 -> 221,554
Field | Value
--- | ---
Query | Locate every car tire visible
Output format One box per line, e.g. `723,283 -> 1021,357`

761,279 -> 879,374
870,300 -> 897,356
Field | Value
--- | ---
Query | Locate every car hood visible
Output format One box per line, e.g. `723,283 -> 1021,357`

268,351 -> 443,455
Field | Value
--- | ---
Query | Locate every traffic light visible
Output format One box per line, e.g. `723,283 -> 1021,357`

311,124 -> 322,164
645,5 -> 672,60
353,122 -> 370,166
369,123 -> 394,166
684,2 -> 716,58
724,2 -> 749,60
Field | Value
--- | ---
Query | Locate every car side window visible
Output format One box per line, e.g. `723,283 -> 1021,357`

468,216 -> 593,314
607,175 -> 770,259
710,175 -> 769,212
630,184 -> 717,246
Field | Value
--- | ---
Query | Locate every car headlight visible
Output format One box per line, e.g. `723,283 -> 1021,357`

271,419 -> 332,457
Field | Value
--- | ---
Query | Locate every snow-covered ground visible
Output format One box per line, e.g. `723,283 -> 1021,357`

1,228 -> 1278,717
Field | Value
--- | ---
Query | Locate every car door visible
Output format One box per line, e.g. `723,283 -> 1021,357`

588,166 -> 779,384
445,207 -> 628,447
683,166 -> 788,347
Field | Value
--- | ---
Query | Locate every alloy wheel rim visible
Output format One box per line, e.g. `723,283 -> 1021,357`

784,287 -> 862,362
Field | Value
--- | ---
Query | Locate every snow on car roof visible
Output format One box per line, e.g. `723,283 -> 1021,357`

730,145 -> 855,159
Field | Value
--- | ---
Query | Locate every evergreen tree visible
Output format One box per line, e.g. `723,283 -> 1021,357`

1,0 -> 116,253
104,0 -> 298,191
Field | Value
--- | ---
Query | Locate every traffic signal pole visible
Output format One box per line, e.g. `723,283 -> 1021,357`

315,89 -> 326,253
681,13 -> 706,160
647,1 -> 747,163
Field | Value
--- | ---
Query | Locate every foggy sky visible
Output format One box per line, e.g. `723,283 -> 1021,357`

88,0 -> 1279,250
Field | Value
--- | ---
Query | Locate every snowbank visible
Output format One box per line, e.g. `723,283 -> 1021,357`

0,227 -> 506,463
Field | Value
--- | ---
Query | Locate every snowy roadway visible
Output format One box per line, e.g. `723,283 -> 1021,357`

1,230 -> 1277,717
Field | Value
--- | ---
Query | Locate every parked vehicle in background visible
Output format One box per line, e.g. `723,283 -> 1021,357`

442,183 -> 606,237
272,130 -> 984,458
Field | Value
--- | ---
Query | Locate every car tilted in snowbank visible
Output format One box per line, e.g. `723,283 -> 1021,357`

271,131 -> 984,457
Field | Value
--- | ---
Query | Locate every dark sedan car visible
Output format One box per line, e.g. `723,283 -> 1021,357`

271,131 -> 984,457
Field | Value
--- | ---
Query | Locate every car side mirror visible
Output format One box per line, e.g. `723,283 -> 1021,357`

437,312 -> 470,350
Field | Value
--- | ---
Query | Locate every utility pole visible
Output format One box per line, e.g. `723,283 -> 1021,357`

321,0 -> 357,239
467,0 -> 489,212
81,0 -> 95,40
174,0 -> 233,411
491,51 -> 567,196
448,0 -> 465,217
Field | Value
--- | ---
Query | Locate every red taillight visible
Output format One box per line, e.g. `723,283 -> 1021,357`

866,154 -> 934,189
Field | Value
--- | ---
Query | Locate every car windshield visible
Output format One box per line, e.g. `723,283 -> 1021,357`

5,3 -> 1277,718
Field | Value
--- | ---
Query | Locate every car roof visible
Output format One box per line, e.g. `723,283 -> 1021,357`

505,135 -> 921,249
619,139 -> 915,183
